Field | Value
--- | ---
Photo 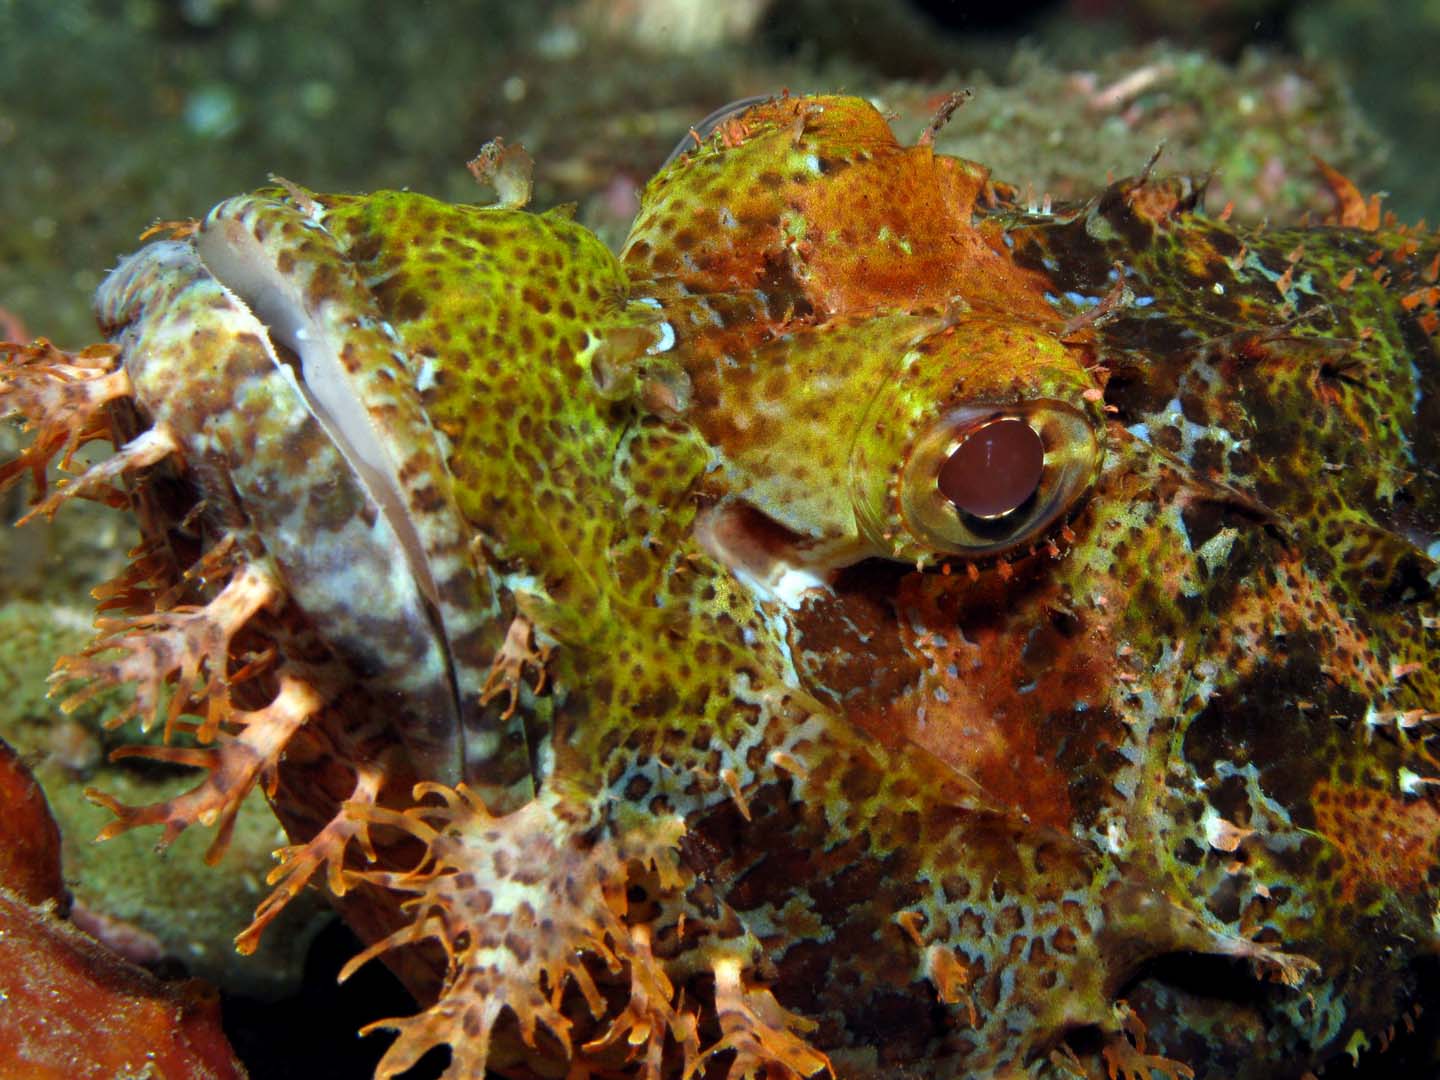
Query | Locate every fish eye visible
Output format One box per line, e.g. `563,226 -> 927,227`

899,403 -> 1100,557
660,94 -> 775,168
936,417 -> 1045,520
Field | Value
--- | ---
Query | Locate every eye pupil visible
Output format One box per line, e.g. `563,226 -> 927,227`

937,418 -> 1045,520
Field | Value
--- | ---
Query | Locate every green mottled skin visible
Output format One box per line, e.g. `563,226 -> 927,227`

2,95 -> 1438,1080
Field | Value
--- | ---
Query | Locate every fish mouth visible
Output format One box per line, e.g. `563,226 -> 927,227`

93,206 -> 468,782
693,499 -> 854,609
194,211 -> 445,617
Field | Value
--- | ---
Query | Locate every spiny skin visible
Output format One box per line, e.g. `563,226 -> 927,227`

995,173 -> 1440,1073
0,94 -> 1436,1080
621,97 -> 1439,1077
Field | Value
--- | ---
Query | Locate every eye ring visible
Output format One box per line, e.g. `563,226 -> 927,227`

898,402 -> 1099,557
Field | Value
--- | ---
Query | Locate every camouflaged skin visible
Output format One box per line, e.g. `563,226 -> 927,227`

1,94 -> 1438,1080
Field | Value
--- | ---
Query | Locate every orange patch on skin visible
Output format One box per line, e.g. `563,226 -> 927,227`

636,96 -> 1058,335
790,149 -> 1058,323
1392,238 -> 1421,262
879,571 -> 1112,830
1311,779 -> 1440,902
1275,264 -> 1296,297
1124,181 -> 1187,226
1400,286 -> 1440,312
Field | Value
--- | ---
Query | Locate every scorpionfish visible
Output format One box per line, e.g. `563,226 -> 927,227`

1,94 -> 1438,1080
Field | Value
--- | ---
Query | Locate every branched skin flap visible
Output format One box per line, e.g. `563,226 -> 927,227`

1,94 -> 1438,1080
